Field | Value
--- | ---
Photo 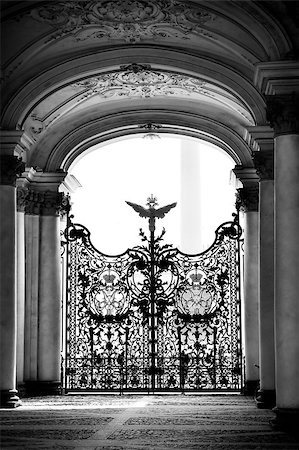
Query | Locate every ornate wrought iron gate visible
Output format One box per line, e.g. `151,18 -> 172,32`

64,197 -> 242,392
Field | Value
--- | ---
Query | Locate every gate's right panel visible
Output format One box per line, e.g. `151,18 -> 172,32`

155,219 -> 243,391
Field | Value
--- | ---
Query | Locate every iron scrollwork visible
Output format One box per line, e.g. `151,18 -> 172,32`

64,198 -> 242,392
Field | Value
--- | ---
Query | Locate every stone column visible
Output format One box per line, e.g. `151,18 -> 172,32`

234,167 -> 260,395
0,155 -> 24,408
23,190 -> 41,391
24,188 -> 65,395
180,140 -> 203,253
37,191 -> 64,394
16,188 -> 27,395
266,93 -> 299,430
253,149 -> 275,408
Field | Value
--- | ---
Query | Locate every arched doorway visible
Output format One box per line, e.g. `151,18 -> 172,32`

62,135 -> 243,393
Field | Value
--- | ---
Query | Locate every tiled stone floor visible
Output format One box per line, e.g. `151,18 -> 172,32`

1,394 -> 299,449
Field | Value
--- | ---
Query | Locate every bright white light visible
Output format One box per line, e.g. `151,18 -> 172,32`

69,136 -> 235,254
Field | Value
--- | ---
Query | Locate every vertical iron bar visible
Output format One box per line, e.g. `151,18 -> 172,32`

89,326 -> 94,388
236,209 -> 243,391
64,210 -> 70,392
125,326 -> 128,390
150,228 -> 156,392
178,326 -> 182,391
213,326 -> 217,389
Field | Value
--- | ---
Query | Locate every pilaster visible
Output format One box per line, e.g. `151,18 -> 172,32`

253,145 -> 275,409
233,167 -> 260,396
22,172 -> 67,396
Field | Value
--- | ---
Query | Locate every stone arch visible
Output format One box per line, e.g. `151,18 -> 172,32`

28,106 -> 254,172
2,47 -> 266,130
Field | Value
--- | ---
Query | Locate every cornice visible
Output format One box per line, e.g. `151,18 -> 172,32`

254,61 -> 299,95
233,166 -> 259,185
244,126 -> 274,152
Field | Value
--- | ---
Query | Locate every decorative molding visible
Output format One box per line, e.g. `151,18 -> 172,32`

253,150 -> 274,181
120,63 -> 152,73
254,61 -> 299,95
266,93 -> 299,136
138,123 -> 162,131
139,123 -> 162,139
0,130 -> 33,158
26,0 -> 215,44
72,68 -> 210,100
244,126 -> 274,153
233,166 -> 259,185
0,155 -> 25,186
236,186 -> 259,212
29,113 -> 61,140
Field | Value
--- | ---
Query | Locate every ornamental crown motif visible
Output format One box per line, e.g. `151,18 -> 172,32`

103,274 -> 116,284
190,273 -> 203,283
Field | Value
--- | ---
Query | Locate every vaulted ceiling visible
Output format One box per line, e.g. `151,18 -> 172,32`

1,1 -> 298,169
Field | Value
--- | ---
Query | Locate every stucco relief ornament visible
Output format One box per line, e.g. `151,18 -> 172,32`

72,68 -> 209,100
29,0 -> 215,43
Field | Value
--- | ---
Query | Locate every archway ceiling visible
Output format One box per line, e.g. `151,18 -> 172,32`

19,66 -> 256,145
1,0 -> 296,168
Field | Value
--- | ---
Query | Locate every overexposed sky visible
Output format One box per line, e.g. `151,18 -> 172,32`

69,135 -> 236,254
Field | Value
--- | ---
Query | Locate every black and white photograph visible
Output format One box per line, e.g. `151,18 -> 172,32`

0,0 -> 299,448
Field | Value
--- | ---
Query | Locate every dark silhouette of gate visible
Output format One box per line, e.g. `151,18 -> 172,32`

64,197 -> 242,392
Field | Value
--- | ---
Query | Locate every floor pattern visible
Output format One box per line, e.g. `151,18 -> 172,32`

1,394 -> 299,449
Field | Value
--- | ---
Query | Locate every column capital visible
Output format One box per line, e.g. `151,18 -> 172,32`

266,93 -> 299,136
25,190 -> 70,216
17,187 -> 28,212
236,186 -> 259,212
0,155 -> 25,186
253,150 -> 274,181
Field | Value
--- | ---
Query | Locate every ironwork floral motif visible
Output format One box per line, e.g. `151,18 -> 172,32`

64,204 -> 242,392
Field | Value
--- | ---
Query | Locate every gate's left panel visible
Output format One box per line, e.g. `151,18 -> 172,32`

64,224 -> 150,392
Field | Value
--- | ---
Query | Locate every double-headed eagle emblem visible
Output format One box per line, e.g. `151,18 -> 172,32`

126,195 -> 177,232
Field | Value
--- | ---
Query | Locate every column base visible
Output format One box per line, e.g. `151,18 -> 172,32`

25,380 -> 61,396
0,389 -> 22,408
242,379 -> 259,396
255,389 -> 276,409
270,407 -> 299,435
17,382 -> 26,398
